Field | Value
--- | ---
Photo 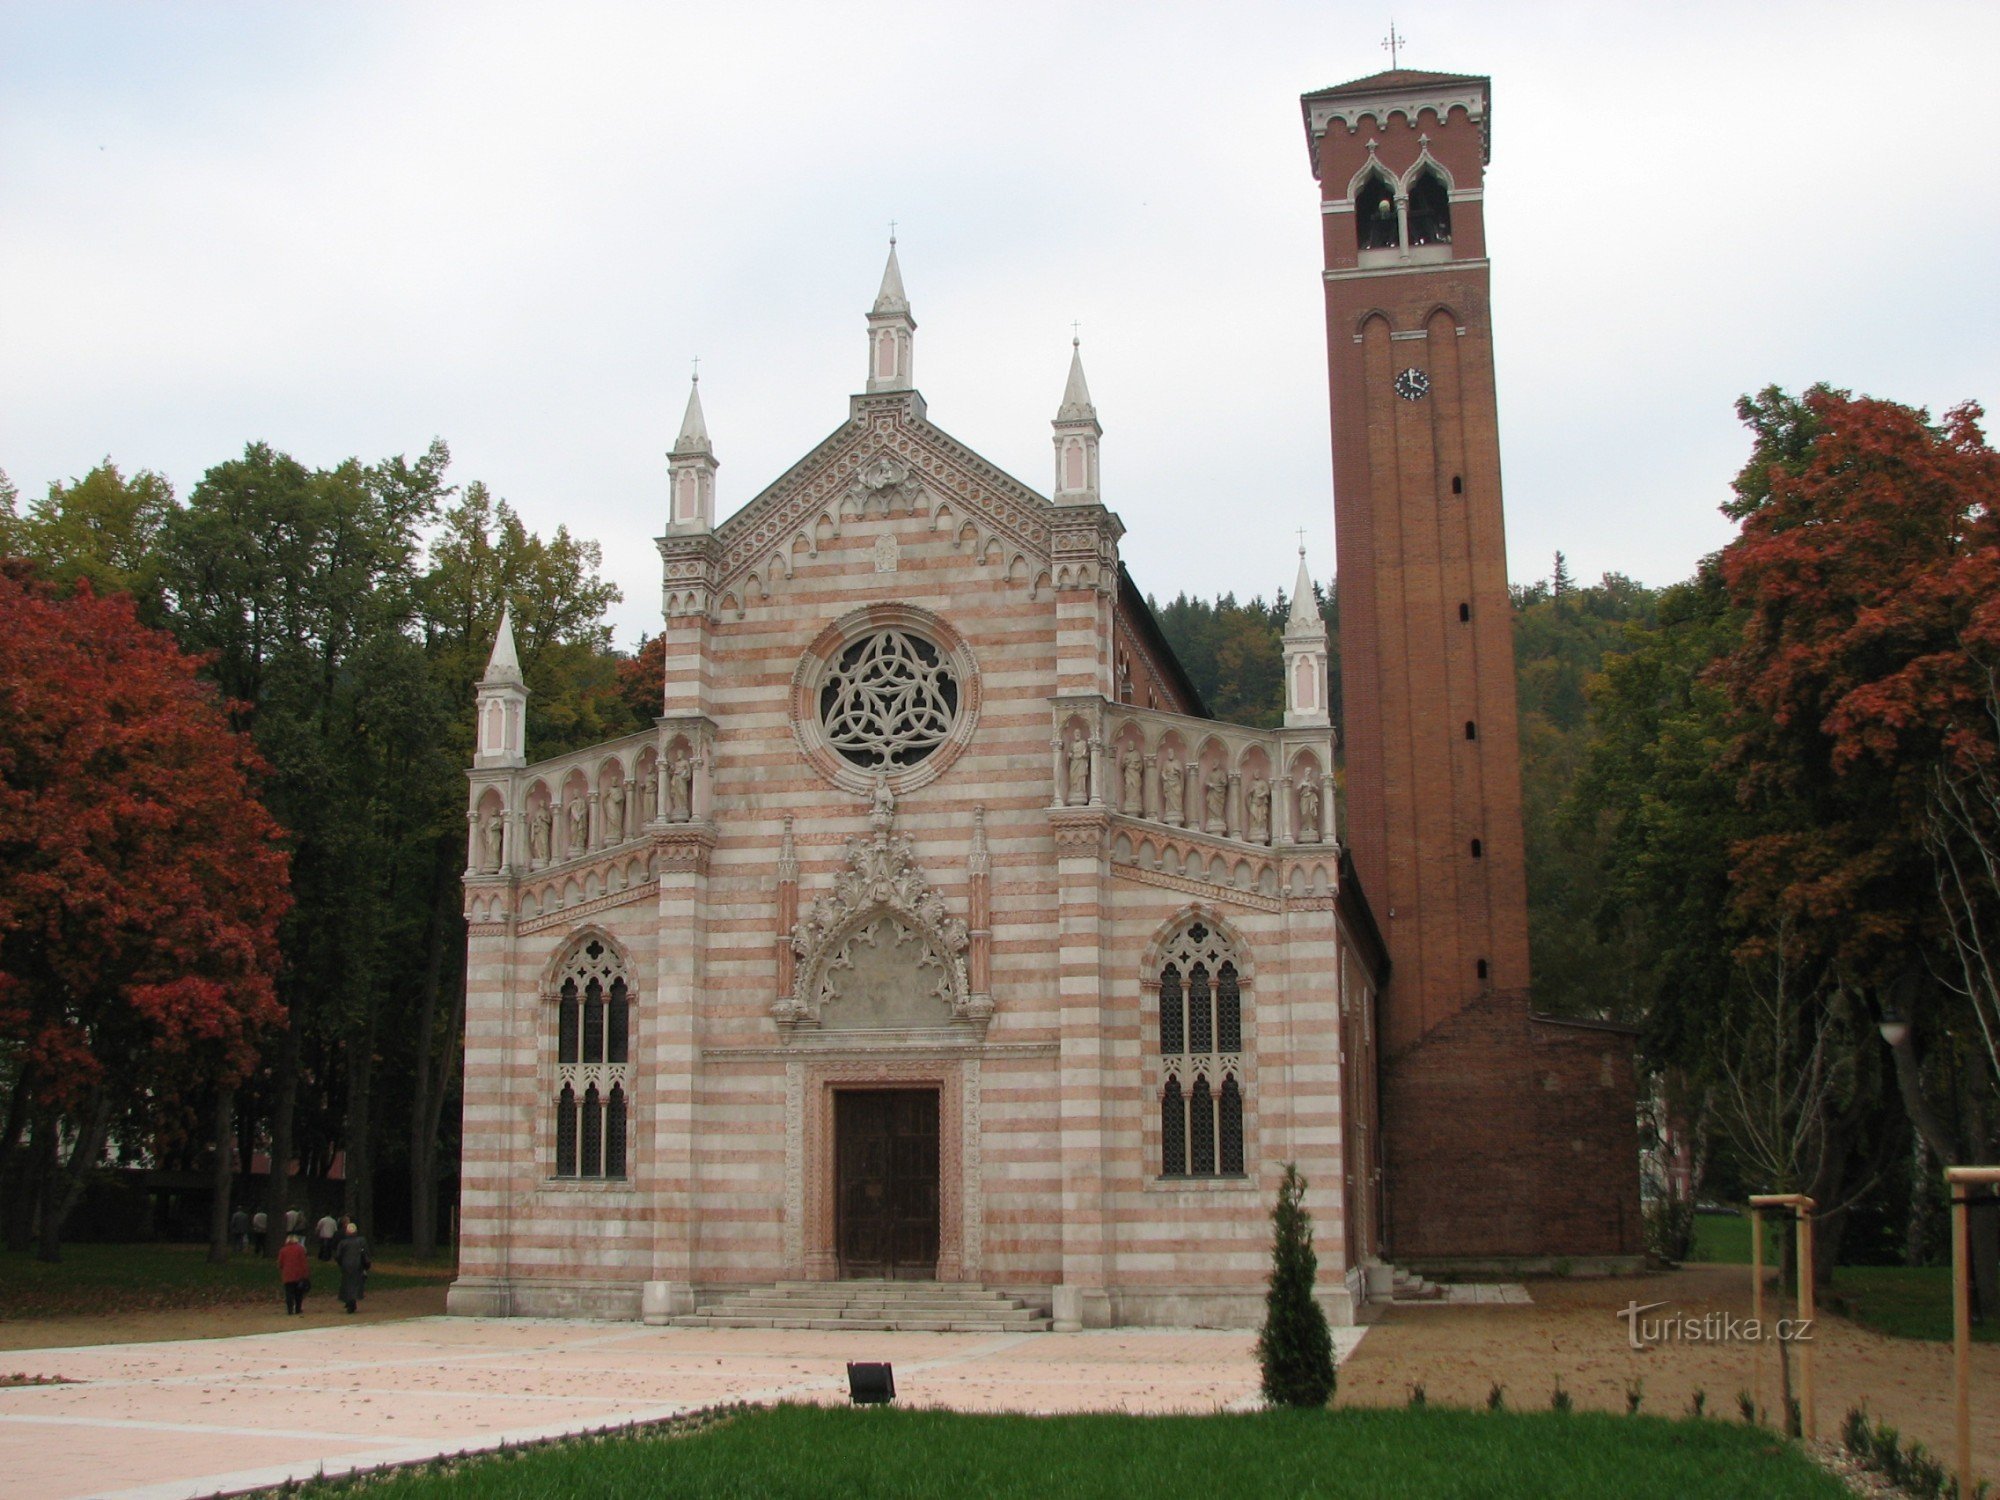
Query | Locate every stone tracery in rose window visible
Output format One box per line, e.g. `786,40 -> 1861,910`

817,629 -> 960,771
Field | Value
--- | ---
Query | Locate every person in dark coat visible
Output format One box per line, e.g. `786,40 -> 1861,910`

278,1233 -> 311,1315
228,1206 -> 249,1253
334,1220 -> 370,1313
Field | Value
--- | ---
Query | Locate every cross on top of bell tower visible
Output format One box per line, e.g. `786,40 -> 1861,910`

1380,20 -> 1406,69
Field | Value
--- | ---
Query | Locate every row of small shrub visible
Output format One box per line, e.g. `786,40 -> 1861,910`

1842,1406 -> 1988,1500
1410,1378 -> 1691,1418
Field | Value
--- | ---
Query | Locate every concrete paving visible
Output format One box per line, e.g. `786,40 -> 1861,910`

0,1317 -> 1371,1500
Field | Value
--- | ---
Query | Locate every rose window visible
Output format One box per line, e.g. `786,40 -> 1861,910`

817,629 -> 961,770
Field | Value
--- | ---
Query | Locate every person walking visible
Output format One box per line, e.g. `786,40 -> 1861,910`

251,1209 -> 268,1256
228,1206 -> 249,1253
278,1232 -> 311,1315
315,1212 -> 339,1262
334,1220 -> 370,1314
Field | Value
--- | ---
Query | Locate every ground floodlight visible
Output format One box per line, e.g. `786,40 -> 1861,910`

846,1361 -> 895,1405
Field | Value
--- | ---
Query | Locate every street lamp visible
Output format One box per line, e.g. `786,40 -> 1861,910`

1877,965 -> 1919,1049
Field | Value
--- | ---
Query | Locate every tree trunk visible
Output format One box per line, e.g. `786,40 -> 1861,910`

263,1008 -> 302,1255
409,870 -> 466,1258
206,1086 -> 234,1264
0,1065 -> 35,1250
344,1006 -> 377,1236
37,1092 -> 112,1264
10,1115 -> 55,1254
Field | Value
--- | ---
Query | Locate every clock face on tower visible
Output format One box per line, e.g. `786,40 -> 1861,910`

1394,367 -> 1431,402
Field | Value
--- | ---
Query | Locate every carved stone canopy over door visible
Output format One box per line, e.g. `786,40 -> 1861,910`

778,778 -> 990,1029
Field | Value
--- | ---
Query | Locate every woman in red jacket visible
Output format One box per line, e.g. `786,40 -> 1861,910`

278,1233 -> 311,1315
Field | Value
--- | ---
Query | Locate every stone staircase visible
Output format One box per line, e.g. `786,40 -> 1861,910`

1388,1266 -> 1447,1303
672,1280 -> 1054,1333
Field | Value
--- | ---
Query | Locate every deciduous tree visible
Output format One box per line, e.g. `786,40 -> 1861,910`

0,566 -> 288,1259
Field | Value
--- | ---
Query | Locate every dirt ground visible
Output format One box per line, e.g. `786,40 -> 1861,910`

0,1283 -> 449,1353
1338,1265 -> 1999,1482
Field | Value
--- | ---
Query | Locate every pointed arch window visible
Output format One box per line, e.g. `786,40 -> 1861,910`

1407,166 -> 1452,247
1356,173 -> 1399,251
551,936 -> 633,1180
1154,921 -> 1250,1179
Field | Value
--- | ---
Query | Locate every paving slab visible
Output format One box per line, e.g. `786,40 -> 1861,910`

0,1318 -> 1370,1500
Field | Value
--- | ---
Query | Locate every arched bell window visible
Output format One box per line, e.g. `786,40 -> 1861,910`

1407,166 -> 1452,247
1154,920 -> 1249,1178
551,935 -> 632,1179
1355,173 -> 1399,251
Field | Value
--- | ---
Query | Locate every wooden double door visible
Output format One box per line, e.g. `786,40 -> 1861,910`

835,1089 -> 939,1279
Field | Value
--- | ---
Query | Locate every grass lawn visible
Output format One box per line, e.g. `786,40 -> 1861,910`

291,1404 -> 1849,1500
0,1242 -> 455,1320
1688,1211 -> 1995,1344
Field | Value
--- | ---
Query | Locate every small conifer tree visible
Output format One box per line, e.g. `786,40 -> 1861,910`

1256,1162 -> 1335,1408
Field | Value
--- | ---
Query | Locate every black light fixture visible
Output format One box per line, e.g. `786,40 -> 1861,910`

847,1361 -> 896,1405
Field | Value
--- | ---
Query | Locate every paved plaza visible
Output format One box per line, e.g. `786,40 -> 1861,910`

0,1318 -> 1370,1500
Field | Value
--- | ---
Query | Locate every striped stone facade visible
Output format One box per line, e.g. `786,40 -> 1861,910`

448,275 -> 1387,1328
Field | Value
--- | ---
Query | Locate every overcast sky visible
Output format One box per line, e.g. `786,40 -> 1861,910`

5,1 -> 1995,647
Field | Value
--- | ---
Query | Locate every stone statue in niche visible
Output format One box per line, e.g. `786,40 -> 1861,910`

481,810 -> 505,871
602,781 -> 626,844
1066,728 -> 1091,806
1160,759 -> 1183,822
1121,753 -> 1143,814
667,749 -> 694,822
566,797 -> 588,854
1204,768 -> 1228,834
528,803 -> 552,865
639,763 -> 659,824
1248,780 -> 1271,844
1298,778 -> 1321,842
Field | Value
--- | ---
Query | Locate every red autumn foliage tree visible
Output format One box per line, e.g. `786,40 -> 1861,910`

1716,387 -> 1999,1309
1718,388 -> 2000,973
0,563 -> 290,1258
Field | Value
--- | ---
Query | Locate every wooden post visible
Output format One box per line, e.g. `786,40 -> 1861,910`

1749,1193 -> 1814,1436
1797,1203 -> 1815,1441
1946,1165 -> 2000,1500
1750,1204 -> 1765,1425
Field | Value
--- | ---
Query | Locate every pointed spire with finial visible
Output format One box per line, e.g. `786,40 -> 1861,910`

873,233 -> 910,315
1051,328 -> 1102,505
1287,542 -> 1318,632
865,228 -> 917,394
1058,333 -> 1096,423
674,370 -> 711,456
483,602 -> 523,684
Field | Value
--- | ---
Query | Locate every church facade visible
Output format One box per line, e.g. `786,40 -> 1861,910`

448,246 -> 1389,1329
449,65 -> 1643,1330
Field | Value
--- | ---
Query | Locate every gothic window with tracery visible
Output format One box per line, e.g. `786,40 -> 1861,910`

1155,921 -> 1249,1178
552,936 -> 631,1179
817,628 -> 960,770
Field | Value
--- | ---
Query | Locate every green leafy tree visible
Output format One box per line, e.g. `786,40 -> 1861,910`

1,462 -> 176,617
1256,1163 -> 1335,1409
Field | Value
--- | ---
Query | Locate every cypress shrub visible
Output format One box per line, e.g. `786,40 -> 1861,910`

1256,1162 -> 1335,1408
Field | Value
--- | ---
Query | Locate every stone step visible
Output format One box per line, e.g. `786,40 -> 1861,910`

671,1314 -> 1053,1333
712,1301 -> 1038,1318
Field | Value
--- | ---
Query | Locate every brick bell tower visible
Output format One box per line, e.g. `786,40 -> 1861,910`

1302,69 -> 1640,1265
